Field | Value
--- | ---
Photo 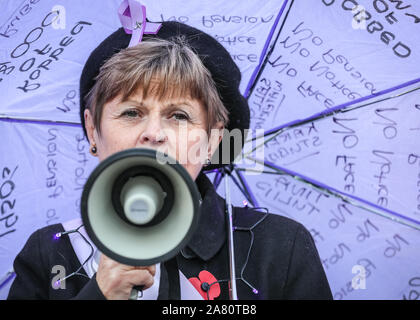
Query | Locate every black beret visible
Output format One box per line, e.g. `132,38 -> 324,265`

79,21 -> 250,170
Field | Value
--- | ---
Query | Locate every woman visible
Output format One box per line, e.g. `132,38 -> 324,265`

8,21 -> 332,300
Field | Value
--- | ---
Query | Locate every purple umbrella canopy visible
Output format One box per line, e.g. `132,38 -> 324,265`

1,0 -> 420,300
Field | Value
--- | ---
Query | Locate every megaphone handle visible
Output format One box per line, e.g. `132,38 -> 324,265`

129,285 -> 145,300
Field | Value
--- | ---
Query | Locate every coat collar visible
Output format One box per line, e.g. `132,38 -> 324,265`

184,172 -> 227,261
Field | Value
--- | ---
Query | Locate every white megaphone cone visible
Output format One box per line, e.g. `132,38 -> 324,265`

80,148 -> 201,267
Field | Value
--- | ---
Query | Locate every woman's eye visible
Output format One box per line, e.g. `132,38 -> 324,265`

121,109 -> 140,118
172,113 -> 189,121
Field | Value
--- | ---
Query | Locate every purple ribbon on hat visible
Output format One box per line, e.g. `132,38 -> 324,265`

118,0 -> 162,47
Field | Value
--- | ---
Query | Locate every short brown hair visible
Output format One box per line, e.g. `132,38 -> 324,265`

84,37 -> 229,135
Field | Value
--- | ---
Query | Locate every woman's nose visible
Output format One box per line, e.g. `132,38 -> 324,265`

138,117 -> 168,146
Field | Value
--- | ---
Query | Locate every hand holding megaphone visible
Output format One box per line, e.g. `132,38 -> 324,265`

81,148 -> 201,300
96,254 -> 155,300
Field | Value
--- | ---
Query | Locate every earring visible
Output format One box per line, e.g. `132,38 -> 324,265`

204,158 -> 211,167
90,144 -> 97,156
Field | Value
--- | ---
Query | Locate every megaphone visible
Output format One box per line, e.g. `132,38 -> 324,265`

81,148 -> 201,266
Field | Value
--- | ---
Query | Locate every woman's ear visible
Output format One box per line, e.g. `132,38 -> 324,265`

84,108 -> 97,145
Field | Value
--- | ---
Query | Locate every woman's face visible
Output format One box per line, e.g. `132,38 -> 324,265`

84,83 -> 223,180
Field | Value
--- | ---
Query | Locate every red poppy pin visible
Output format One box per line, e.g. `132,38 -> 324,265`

189,270 -> 221,300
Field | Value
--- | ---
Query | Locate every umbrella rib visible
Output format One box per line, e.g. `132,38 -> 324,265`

228,171 -> 255,206
0,268 -> 15,291
235,167 -> 281,175
232,167 -> 259,207
212,170 -> 224,190
247,155 -> 420,232
243,0 -> 293,98
208,166 -> 258,208
243,128 -> 285,159
252,81 -> 420,142
0,115 -> 82,128
243,85 -> 420,158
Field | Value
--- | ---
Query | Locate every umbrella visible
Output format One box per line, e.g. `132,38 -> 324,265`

1,0 -> 419,300
209,0 -> 420,299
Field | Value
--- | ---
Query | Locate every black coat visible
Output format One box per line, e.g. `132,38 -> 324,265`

7,173 -> 332,300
